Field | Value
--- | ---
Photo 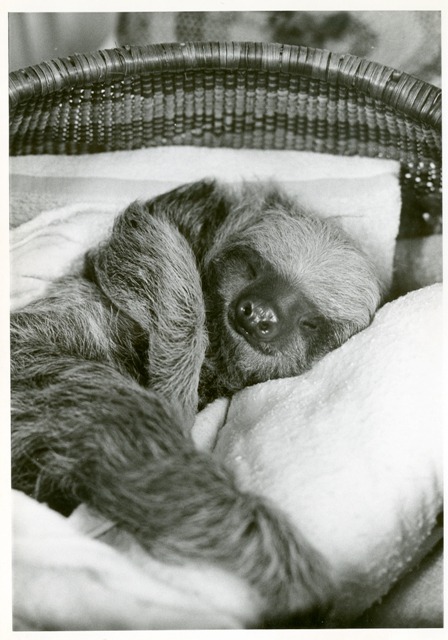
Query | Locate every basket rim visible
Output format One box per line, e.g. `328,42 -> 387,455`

9,41 -> 441,131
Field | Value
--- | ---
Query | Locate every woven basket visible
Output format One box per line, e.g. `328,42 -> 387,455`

9,41 -> 442,237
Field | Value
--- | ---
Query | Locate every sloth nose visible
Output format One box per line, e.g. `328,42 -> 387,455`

234,297 -> 281,342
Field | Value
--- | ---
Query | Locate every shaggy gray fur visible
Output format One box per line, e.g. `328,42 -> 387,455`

11,179 -> 383,623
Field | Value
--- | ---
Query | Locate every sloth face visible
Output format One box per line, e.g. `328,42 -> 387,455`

203,246 -> 343,397
201,210 -> 382,401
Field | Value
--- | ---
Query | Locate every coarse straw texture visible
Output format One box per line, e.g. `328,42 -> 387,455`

9,41 -> 442,235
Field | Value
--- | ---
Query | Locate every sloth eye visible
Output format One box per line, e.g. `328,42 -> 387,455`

299,317 -> 321,332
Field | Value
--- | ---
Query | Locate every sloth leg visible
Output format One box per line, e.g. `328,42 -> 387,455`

12,358 -> 330,620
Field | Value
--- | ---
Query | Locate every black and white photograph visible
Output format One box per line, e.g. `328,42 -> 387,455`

4,2 -> 443,635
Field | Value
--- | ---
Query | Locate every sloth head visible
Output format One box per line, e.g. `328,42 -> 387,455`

200,188 -> 383,401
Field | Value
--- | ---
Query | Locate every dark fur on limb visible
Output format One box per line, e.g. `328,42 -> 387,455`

11,180 -> 383,622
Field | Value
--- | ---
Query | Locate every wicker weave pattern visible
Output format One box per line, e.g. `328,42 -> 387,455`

9,42 -> 442,203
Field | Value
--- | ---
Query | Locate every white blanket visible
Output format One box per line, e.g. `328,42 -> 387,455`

10,146 -> 400,310
13,490 -> 258,630
211,283 -> 443,622
63,284 -> 442,628
12,147 -> 442,629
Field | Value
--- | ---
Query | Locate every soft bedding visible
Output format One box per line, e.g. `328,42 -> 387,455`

66,283 -> 442,629
10,146 -> 400,310
210,283 -> 443,624
10,147 -> 443,629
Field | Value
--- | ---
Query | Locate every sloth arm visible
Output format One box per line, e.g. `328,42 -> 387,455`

11,184 -> 332,620
87,209 -> 208,424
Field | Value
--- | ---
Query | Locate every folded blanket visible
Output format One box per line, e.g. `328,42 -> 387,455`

10,146 -> 401,310
13,490 -> 257,630
355,539 -> 443,628
210,283 -> 443,623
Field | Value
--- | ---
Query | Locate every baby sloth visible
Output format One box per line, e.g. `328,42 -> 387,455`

11,179 -> 382,623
